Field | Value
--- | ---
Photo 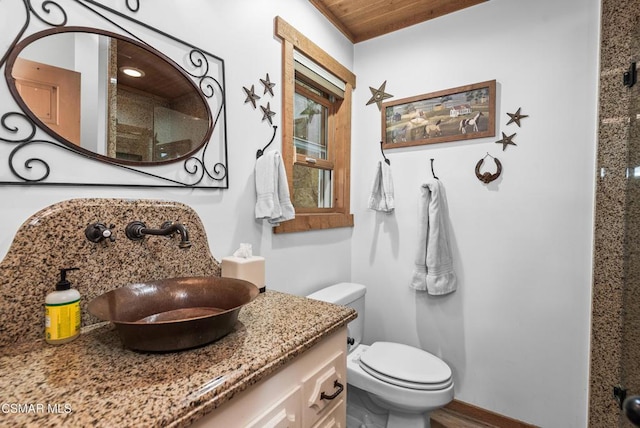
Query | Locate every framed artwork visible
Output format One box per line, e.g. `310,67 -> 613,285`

382,80 -> 496,149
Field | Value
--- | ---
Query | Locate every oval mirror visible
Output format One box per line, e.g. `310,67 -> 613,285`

5,27 -> 212,165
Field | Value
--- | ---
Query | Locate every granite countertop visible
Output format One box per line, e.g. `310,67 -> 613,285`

0,290 -> 356,428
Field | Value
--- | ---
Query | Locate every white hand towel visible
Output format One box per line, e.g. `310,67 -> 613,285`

367,161 -> 395,213
410,179 -> 456,295
255,151 -> 295,226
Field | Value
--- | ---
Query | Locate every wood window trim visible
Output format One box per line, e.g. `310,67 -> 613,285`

274,16 -> 355,233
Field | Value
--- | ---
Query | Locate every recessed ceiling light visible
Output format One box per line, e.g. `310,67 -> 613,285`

120,67 -> 145,78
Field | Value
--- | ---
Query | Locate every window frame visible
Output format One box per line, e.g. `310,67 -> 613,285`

294,76 -> 335,211
294,77 -> 333,165
274,16 -> 355,233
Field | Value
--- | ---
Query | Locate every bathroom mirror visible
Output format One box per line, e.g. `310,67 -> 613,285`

6,28 -> 212,165
0,1 -> 228,188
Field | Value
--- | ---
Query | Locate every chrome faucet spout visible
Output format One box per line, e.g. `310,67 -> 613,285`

125,221 -> 191,248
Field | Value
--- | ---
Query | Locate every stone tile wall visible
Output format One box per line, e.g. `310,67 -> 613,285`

591,1 -> 640,426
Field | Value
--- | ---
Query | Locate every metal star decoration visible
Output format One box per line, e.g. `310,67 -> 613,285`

260,102 -> 276,125
366,80 -> 393,110
506,107 -> 528,127
495,132 -> 517,151
243,84 -> 261,108
260,73 -> 276,96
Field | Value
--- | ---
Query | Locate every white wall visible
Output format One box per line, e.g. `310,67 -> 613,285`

351,0 -> 600,427
0,0 -> 353,297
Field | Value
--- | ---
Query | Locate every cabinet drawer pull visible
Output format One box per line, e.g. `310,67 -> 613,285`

320,380 -> 344,401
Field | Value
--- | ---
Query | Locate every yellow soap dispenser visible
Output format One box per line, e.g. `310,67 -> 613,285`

45,267 -> 81,345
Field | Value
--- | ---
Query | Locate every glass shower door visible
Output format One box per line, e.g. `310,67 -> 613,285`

621,17 -> 640,427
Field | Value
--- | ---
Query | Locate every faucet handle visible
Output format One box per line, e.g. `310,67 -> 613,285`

85,222 -> 116,243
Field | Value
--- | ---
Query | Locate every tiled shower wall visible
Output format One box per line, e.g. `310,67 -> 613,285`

590,1 -> 640,427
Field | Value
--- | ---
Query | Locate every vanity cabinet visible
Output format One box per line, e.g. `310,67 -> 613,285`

192,327 -> 347,428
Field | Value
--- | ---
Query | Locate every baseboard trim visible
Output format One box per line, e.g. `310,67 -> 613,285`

441,399 -> 538,427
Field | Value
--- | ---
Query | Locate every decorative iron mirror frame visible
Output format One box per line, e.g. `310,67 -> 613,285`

0,0 -> 229,189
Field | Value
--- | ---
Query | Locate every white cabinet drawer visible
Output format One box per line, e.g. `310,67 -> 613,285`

246,386 -> 302,428
312,398 -> 345,428
302,350 -> 346,427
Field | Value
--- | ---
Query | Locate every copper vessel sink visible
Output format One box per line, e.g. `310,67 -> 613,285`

88,276 -> 259,352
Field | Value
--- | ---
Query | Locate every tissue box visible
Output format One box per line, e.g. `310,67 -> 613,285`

221,256 -> 265,292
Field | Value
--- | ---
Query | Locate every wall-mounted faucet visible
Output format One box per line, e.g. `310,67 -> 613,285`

124,221 -> 191,249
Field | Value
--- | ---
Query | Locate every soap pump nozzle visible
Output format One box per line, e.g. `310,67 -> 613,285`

56,267 -> 79,291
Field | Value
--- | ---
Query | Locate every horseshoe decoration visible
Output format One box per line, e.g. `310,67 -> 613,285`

475,155 -> 502,183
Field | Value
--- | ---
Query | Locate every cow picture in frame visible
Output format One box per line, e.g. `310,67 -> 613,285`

382,80 -> 496,149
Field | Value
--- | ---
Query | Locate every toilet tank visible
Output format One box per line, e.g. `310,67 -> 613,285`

307,282 -> 365,352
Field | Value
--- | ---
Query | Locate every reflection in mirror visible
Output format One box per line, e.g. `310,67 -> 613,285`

8,29 -> 211,164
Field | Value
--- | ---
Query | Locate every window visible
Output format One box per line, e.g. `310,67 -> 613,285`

293,71 -> 334,209
275,17 -> 355,233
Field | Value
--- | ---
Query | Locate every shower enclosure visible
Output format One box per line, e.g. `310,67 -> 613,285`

591,2 -> 640,427
620,17 -> 640,424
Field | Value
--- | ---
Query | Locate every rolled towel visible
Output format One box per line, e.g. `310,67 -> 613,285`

367,161 -> 395,213
255,151 -> 295,226
410,179 -> 456,295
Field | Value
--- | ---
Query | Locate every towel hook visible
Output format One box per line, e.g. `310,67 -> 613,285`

256,125 -> 278,159
430,158 -> 439,180
380,141 -> 390,165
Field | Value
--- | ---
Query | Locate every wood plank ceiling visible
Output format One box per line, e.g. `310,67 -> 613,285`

309,0 -> 488,43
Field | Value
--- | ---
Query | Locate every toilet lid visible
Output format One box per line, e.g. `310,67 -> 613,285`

359,342 -> 452,390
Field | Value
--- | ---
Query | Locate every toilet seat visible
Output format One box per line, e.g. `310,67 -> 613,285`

358,342 -> 452,391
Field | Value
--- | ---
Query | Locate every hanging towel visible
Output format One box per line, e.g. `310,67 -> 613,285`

367,161 -> 395,213
255,151 -> 295,226
410,179 -> 457,295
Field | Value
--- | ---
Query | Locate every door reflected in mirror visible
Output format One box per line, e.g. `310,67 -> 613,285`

7,28 -> 212,165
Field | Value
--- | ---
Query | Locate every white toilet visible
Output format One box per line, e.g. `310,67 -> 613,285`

307,282 -> 454,428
